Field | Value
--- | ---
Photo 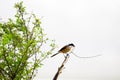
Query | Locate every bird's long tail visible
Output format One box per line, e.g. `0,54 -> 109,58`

72,52 -> 102,58
51,53 -> 59,57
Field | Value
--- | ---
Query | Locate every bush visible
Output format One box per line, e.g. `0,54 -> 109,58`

0,1 -> 55,80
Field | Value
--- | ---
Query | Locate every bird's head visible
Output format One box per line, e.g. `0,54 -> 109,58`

69,43 -> 75,47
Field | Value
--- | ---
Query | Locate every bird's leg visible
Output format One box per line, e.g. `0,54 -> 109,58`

63,54 -> 66,58
66,54 -> 69,57
65,54 -> 70,58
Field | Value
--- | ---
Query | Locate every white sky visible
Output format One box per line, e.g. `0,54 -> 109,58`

0,0 -> 120,80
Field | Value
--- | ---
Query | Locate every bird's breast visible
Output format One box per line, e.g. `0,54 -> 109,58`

59,46 -> 72,53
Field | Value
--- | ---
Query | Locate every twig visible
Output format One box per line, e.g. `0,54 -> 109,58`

2,48 -> 13,79
53,54 -> 70,80
0,67 -> 11,79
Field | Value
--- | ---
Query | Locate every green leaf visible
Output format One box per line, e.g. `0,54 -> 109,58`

0,1 -> 56,80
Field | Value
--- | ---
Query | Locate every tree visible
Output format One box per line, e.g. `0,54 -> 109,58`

0,2 -> 55,80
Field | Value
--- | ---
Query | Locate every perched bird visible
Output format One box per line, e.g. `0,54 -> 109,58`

51,43 -> 75,57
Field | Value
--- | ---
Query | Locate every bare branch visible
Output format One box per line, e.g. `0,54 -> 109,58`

53,54 -> 70,80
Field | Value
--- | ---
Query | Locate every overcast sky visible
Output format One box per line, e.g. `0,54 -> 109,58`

0,0 -> 120,80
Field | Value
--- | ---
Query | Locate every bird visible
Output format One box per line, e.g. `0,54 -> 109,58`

51,43 -> 75,57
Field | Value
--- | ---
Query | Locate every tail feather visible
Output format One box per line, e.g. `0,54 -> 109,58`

51,53 -> 59,57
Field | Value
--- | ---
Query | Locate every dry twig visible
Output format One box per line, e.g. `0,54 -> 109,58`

53,54 -> 70,80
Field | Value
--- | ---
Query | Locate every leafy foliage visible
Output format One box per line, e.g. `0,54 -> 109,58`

0,2 -> 55,80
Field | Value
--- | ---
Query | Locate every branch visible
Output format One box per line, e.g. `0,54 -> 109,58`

29,52 -> 37,80
53,54 -> 70,80
2,48 -> 13,79
0,67 -> 11,79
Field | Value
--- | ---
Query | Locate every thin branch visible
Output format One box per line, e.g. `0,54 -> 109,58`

14,41 -> 32,76
2,47 -> 13,79
29,50 -> 37,80
53,54 -> 70,80
40,47 -> 55,62
0,67 -> 11,79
